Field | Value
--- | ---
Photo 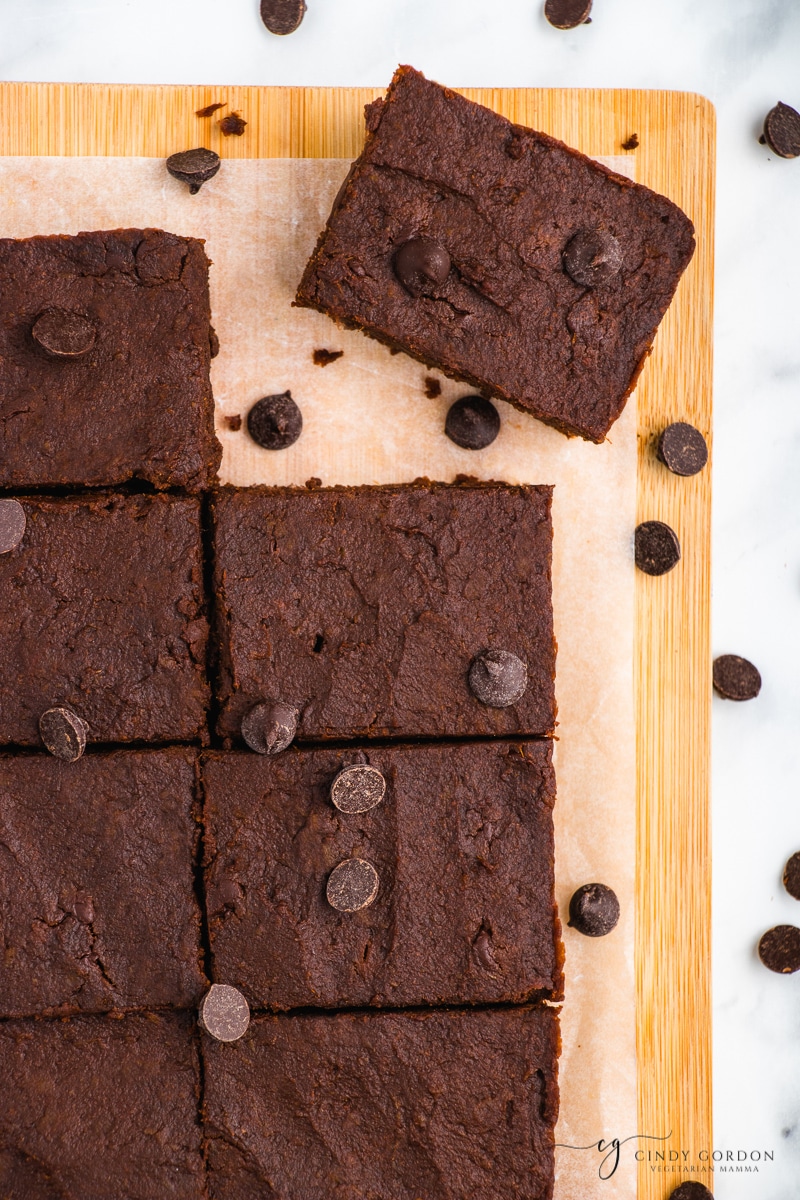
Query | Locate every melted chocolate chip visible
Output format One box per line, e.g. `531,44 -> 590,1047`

568,883 -> 620,937
634,521 -> 681,576
39,708 -> 88,763
758,925 -> 800,974
445,396 -> 501,450
32,309 -> 96,359
199,984 -> 251,1042
668,1185 -> 715,1200
544,0 -> 593,28
0,499 -> 26,554
209,325 -> 220,358
468,649 -> 528,707
219,112 -> 247,137
563,228 -> 623,287
327,859 -> 380,912
312,348 -> 344,367
657,422 -> 708,476
196,102 -> 226,117
394,237 -> 451,297
241,701 -> 298,755
247,392 -> 303,449
166,147 -> 221,194
762,102 -> 800,159
783,853 -> 800,901
330,764 -> 386,814
260,0 -> 306,34
712,655 -> 761,701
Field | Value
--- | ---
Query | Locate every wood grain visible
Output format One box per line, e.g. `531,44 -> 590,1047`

0,82 -> 714,1200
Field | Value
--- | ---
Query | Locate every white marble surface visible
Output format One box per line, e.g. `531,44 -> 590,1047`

2,1 -> 800,1197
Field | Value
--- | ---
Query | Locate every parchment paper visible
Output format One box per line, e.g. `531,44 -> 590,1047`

0,156 -> 638,1199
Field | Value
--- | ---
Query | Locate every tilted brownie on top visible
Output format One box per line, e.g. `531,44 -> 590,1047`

0,228 -> 221,489
296,65 -> 696,443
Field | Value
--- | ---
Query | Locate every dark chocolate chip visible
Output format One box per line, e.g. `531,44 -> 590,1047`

468,649 -> 528,707
657,422 -> 708,476
423,376 -> 442,399
783,853 -> 800,901
330,764 -> 386,814
563,228 -> 623,287
445,396 -> 501,450
260,0 -> 306,34
762,101 -> 800,159
634,521 -> 681,575
568,883 -> 621,937
32,309 -> 96,359
312,348 -> 344,367
166,147 -> 221,194
196,102 -> 226,117
199,984 -> 250,1042
712,654 -> 761,701
394,237 -> 451,297
327,859 -> 380,912
241,701 -> 298,754
219,112 -> 247,137
669,1185 -> 715,1200
224,413 -> 242,432
544,0 -> 593,28
209,325 -> 220,358
0,499 -> 26,554
247,392 -> 303,449
622,133 -> 639,151
39,707 -> 88,762
473,928 -> 498,971
758,925 -> 800,974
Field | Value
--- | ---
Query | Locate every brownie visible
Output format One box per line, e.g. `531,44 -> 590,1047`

203,740 -> 561,1009
296,66 -> 696,443
0,228 -> 221,489
0,1013 -> 205,1200
212,481 -> 556,742
0,749 -> 206,1017
0,493 -> 209,746
203,1006 -> 559,1200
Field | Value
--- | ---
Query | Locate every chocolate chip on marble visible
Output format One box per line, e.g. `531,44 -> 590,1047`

468,649 -> 528,708
668,1184 -> 715,1200
634,521 -> 681,575
783,853 -> 800,901
758,925 -> 800,974
327,859 -> 380,912
712,655 -> 761,701
260,0 -> 306,34
39,707 -> 89,763
563,229 -> 623,287
544,0 -> 593,29
32,309 -> 96,359
394,237 -> 451,297
219,112 -> 247,137
209,325 -> 220,358
199,984 -> 251,1042
330,764 -> 386,814
762,102 -> 800,159
166,147 -> 221,194
0,499 -> 26,554
247,392 -> 303,449
657,422 -> 708,476
568,883 -> 620,937
241,701 -> 298,755
445,395 -> 501,450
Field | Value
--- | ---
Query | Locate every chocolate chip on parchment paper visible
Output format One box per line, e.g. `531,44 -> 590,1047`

544,0 -> 593,28
330,765 -> 386,814
657,422 -> 708,476
761,101 -> 800,159
394,237 -> 451,297
199,984 -> 251,1042
0,499 -> 26,554
783,852 -> 800,901
247,392 -> 303,449
260,0 -> 307,35
568,883 -> 620,937
327,859 -> 380,912
39,707 -> 89,763
468,650 -> 528,707
32,309 -> 96,359
758,925 -> 800,974
668,1184 -> 715,1200
241,701 -> 298,755
634,521 -> 681,575
445,396 -> 501,450
712,655 -> 761,701
166,148 -> 221,194
563,229 -> 623,287
219,112 -> 247,137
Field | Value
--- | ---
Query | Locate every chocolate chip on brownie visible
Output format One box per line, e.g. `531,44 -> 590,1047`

568,883 -> 620,937
712,655 -> 761,701
544,0 -> 593,29
783,853 -> 800,901
32,309 -> 96,359
761,102 -> 800,159
247,392 -> 303,449
241,701 -> 298,755
468,650 -> 528,708
260,0 -> 306,35
634,521 -> 681,575
199,984 -> 251,1042
563,229 -> 623,287
0,500 -> 26,555
758,925 -> 800,974
330,764 -> 386,814
657,422 -> 708,476
394,237 -> 451,297
39,707 -> 89,762
166,147 -> 221,194
327,859 -> 380,912
445,396 -> 501,450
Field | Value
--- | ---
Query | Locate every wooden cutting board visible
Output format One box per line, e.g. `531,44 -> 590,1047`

0,82 -> 714,1200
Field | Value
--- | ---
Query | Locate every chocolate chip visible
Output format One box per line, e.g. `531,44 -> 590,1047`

762,101 -> 800,159
423,376 -> 442,399
563,229 -> 623,287
568,883 -> 620,937
394,237 -> 451,297
209,325 -> 220,358
622,133 -> 639,151
668,1185 -> 715,1200
199,984 -> 251,1042
326,859 -> 380,912
241,701 -> 298,755
445,396 -> 501,450
0,500 -> 26,554
712,654 -> 761,701
196,102 -> 226,117
219,112 -> 247,137
634,521 -> 681,575
32,309 -> 96,359
312,348 -> 344,367
166,147 -> 221,194
657,422 -> 708,476
247,392 -> 303,449
224,414 -> 242,432
758,925 -> 800,974
39,708 -> 88,762
330,765 -> 386,814
783,853 -> 800,901
544,0 -> 593,28
468,649 -> 528,707
260,0 -> 306,34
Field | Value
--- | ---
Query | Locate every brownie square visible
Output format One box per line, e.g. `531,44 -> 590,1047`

0,1013 -> 205,1200
0,749 -> 206,1017
0,493 -> 209,745
203,1006 -> 559,1200
296,66 -> 696,443
0,228 -> 221,489
212,482 -> 556,742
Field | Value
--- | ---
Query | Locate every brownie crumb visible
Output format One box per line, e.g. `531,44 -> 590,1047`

365,98 -> 385,132
305,476 -> 323,489
312,348 -> 344,367
224,414 -> 242,432
423,376 -> 442,399
196,102 -> 226,117
622,133 -> 639,151
209,325 -> 220,359
219,112 -> 247,137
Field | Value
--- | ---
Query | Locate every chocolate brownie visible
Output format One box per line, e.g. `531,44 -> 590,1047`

203,740 -> 562,1009
0,493 -> 209,746
212,482 -> 556,742
0,749 -> 205,1017
0,228 -> 221,489
203,1006 -> 559,1200
296,66 -> 695,443
0,1013 -> 205,1200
